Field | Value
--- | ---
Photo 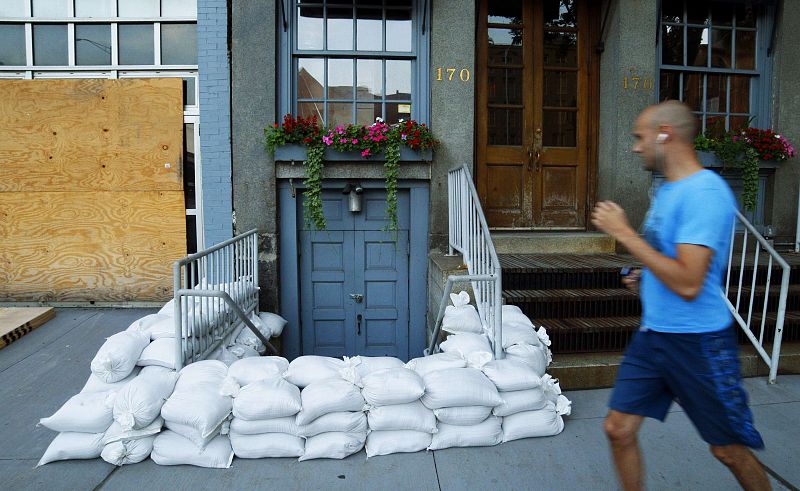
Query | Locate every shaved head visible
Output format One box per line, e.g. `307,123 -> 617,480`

640,101 -> 698,144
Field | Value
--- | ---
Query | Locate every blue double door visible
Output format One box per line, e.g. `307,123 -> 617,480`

299,189 -> 410,359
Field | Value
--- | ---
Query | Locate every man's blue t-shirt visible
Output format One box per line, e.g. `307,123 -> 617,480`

640,169 -> 735,333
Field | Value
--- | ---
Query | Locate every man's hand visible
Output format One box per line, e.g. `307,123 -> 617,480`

591,201 -> 637,240
622,268 -> 642,294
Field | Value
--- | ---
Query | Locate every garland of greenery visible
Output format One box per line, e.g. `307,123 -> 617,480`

383,141 -> 401,232
303,144 -> 326,230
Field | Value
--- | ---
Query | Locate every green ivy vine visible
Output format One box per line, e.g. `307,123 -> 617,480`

383,141 -> 401,233
303,144 -> 326,230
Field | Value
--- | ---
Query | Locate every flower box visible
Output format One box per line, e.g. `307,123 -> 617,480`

696,150 -> 781,170
274,144 -> 432,163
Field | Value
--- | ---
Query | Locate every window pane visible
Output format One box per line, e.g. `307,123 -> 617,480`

327,8 -> 353,51
736,30 -> 755,70
356,8 -> 382,51
0,0 -> 27,17
386,60 -> 411,99
33,0 -> 69,17
357,102 -> 381,126
661,25 -> 683,65
119,0 -> 158,17
543,70 -> 577,108
119,24 -> 154,65
357,59 -> 382,99
186,215 -> 198,254
328,102 -> 352,127
543,0 -> 576,28
543,31 -> 577,68
385,102 -> 411,124
298,58 -> 324,98
184,123 -> 196,209
488,0 -> 522,24
0,25 -> 26,65
659,71 -> 680,102
488,108 -> 522,146
183,77 -> 196,105
661,0 -> 682,23
729,115 -> 750,131
706,74 -> 727,113
328,58 -> 353,99
736,5 -> 756,28
488,68 -> 523,105
730,76 -> 750,113
542,110 -> 576,147
687,27 -> 708,67
710,28 -> 731,68
75,24 -> 111,65
162,0 -> 197,17
298,6 -> 323,50
33,24 -> 68,65
162,23 -> 197,64
385,0 -> 411,6
298,101 -> 324,124
710,3 -> 732,26
682,72 -> 702,111
386,9 -> 411,52
488,28 -> 523,65
704,115 -> 726,136
75,0 -> 114,17
686,1 -> 709,25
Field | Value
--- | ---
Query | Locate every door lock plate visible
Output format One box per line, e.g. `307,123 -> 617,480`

349,293 -> 364,303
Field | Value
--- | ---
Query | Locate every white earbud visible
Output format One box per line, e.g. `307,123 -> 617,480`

656,133 -> 668,143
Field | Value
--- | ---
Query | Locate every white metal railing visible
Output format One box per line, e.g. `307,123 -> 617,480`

427,164 -> 503,359
725,211 -> 790,384
173,229 -> 277,369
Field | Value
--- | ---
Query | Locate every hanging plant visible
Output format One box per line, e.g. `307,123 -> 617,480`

265,115 -> 437,231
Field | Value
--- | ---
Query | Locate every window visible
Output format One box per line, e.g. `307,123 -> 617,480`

289,0 -> 426,127
658,0 -> 770,136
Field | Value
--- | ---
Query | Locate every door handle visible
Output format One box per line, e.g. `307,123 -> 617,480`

532,128 -> 543,172
356,314 -> 362,336
349,293 -> 364,303
526,146 -> 534,172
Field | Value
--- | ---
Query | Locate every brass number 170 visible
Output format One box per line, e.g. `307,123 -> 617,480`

436,67 -> 471,82
623,76 -> 654,90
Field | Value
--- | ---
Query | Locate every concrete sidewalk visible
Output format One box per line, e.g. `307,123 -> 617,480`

1,308 -> 798,491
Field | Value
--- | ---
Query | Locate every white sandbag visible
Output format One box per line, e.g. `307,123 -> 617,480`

440,333 -> 493,359
536,326 -> 552,347
541,373 -> 562,404
501,323 -> 541,348
295,379 -> 365,425
441,291 -> 484,334
140,315 -> 175,339
211,344 -> 260,366
151,431 -> 234,468
428,416 -> 503,450
163,419 -> 221,448
39,391 -> 115,433
161,360 -> 231,439
284,356 -> 346,388
492,388 -> 548,417
502,305 -> 534,327
221,356 -> 290,396
37,432 -> 105,466
103,417 -> 163,444
229,416 -> 300,436
137,338 -> 177,369
158,299 -> 176,316
433,406 -> 493,426
176,359 -> 228,384
555,394 -> 572,416
258,311 -> 288,337
297,411 -> 368,438
502,402 -> 565,441
127,313 -> 171,335
230,432 -> 305,458
232,377 -> 302,420
360,368 -> 425,406
233,314 -> 271,352
91,331 -> 150,383
101,435 -> 155,465
114,366 -> 178,430
504,343 -> 550,376
365,430 -> 432,457
340,356 -> 405,384
80,368 -> 140,394
405,352 -> 466,377
298,432 -> 366,461
366,401 -> 437,433
420,368 -> 502,409
480,358 -> 542,392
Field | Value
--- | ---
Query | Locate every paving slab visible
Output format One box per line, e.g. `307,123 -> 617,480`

0,458 -> 114,491
750,401 -> 800,486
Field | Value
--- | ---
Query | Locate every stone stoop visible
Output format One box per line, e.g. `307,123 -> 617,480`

491,232 -> 615,255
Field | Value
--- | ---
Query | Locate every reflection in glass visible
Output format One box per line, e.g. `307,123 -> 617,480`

705,114 -> 726,137
298,58 -> 324,98
488,27 -> 520,46
488,108 -> 522,146
706,74 -> 727,113
661,0 -> 682,23
298,6 -> 323,50
386,9 -> 411,52
661,25 -> 683,65
736,30 -> 755,70
162,23 -> 197,65
118,0 -> 158,17
357,59 -> 382,99
710,3 -> 732,26
488,1 -> 522,24
162,0 -> 198,17
0,25 -> 26,65
682,72 -> 703,111
736,5 -> 756,28
328,102 -> 352,127
710,28 -> 731,68
33,24 -> 67,65
687,27 -> 708,67
357,8 -> 382,51
357,102 -> 382,126
729,115 -> 750,132
659,71 -> 680,102
75,0 -> 114,17
543,110 -> 576,147
686,1 -> 709,25
488,29 -> 523,66
183,77 -> 196,105
327,8 -> 353,50
118,24 -> 154,65
0,0 -> 27,18
544,0 -> 576,28
543,31 -> 576,67
298,101 -> 324,125
544,71 -> 577,107
76,24 -> 111,65
730,76 -> 750,113
183,123 -> 196,209
32,0 -> 69,17
328,58 -> 353,99
385,0 -> 412,6
186,216 -> 197,255
386,102 -> 411,124
488,68 -> 522,105
386,60 -> 411,99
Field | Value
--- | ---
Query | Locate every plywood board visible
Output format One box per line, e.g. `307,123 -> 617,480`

0,307 -> 55,349
0,191 -> 186,302
0,78 -> 183,192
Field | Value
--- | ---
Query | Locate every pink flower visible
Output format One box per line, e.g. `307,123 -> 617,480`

352,139 -> 359,144
339,138 -> 347,143
361,149 -> 370,157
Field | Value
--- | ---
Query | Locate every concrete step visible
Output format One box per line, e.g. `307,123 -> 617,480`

492,232 -> 615,254
504,288 -> 641,319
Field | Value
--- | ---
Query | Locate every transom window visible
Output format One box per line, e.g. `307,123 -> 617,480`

658,0 -> 765,135
292,0 -> 416,127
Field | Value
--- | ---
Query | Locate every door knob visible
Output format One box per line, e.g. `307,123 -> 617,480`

349,293 -> 364,303
533,128 -> 543,172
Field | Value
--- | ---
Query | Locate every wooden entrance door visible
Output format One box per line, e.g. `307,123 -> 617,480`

477,0 -> 596,229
